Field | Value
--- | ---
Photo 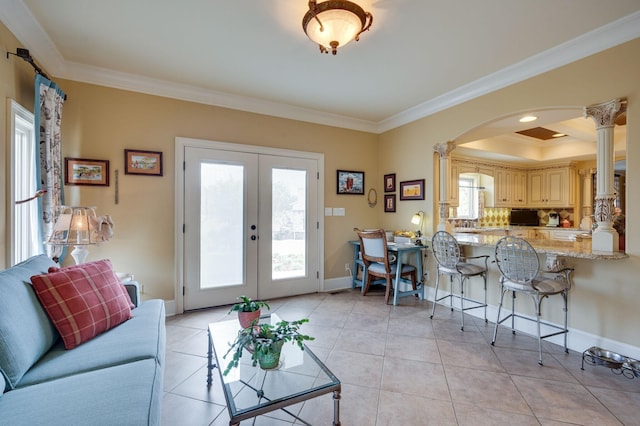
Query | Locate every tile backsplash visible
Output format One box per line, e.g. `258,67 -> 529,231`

449,207 -> 575,228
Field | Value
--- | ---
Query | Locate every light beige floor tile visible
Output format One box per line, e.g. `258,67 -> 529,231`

334,328 -> 386,356
162,289 -> 639,425
164,350 -> 207,392
438,339 -> 505,373
297,382 -> 377,426
296,323 -> 340,350
307,308 -> 349,329
588,386 -> 640,425
325,349 -> 383,389
376,390 -> 457,425
512,375 -> 622,425
453,402 -> 540,426
162,392 -> 225,426
381,357 -> 450,401
387,315 -> 435,339
351,299 -> 392,315
445,366 -> 533,415
344,310 -> 389,334
385,333 -> 441,364
492,346 -> 578,383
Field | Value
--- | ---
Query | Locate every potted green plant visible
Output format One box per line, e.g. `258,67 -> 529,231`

223,318 -> 314,374
228,295 -> 270,329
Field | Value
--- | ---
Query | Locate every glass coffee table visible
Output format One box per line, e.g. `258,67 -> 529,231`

207,314 -> 341,425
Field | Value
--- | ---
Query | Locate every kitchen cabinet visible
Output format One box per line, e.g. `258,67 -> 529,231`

508,229 -> 530,238
549,229 -> 583,241
527,166 -> 576,208
531,229 -> 550,240
495,169 -> 527,207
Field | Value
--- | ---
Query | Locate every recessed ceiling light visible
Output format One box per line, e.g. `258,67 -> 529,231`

519,115 -> 538,123
552,133 -> 566,138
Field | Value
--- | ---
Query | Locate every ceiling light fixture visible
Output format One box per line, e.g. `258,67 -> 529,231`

302,0 -> 373,55
519,115 -> 538,123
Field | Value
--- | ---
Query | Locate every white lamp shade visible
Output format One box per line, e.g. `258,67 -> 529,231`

305,8 -> 363,49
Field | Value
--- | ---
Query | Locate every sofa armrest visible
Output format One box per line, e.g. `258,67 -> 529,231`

123,281 -> 142,307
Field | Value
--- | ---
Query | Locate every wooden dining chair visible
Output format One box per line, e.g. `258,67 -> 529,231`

354,228 -> 417,305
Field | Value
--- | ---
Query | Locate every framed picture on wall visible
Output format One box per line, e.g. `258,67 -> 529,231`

384,194 -> 396,212
336,170 -> 364,195
399,179 -> 425,200
64,157 -> 110,186
384,173 -> 396,192
124,149 -> 163,176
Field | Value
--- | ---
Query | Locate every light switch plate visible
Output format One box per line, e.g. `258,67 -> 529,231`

333,208 -> 346,216
325,208 -> 333,216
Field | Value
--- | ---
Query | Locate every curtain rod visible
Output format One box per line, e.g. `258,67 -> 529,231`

6,48 -> 67,100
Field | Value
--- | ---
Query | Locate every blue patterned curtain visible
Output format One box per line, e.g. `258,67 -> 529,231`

34,74 -> 66,258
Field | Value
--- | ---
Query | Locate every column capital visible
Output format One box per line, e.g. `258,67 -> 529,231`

434,141 -> 456,158
584,98 -> 627,128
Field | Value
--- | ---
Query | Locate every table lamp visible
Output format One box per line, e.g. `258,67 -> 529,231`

411,211 -> 426,245
47,206 -> 112,264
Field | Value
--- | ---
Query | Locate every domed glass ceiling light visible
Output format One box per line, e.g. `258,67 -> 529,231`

302,0 -> 373,55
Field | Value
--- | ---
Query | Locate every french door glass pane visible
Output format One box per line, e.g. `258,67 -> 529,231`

200,163 -> 244,288
272,168 -> 306,280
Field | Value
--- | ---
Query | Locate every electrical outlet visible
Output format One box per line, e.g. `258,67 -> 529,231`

345,263 -> 350,272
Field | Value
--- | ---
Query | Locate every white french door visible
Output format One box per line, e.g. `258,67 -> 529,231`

182,143 -> 320,310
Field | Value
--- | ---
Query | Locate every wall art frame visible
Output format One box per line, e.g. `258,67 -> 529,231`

384,173 -> 396,192
336,170 -> 364,195
124,149 -> 163,176
384,194 -> 396,212
64,157 -> 110,186
399,179 -> 425,200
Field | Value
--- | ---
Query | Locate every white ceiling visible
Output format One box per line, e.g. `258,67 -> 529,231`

1,0 -> 639,136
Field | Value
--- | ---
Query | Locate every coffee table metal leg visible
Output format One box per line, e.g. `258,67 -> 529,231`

333,389 -> 341,425
207,329 -> 213,388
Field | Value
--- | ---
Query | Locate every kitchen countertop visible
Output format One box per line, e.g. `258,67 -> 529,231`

453,232 -> 627,260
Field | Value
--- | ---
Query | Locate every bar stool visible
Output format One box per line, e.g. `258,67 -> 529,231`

430,231 -> 488,331
492,236 -> 574,365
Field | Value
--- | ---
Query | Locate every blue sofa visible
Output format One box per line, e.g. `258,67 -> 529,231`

0,255 -> 165,426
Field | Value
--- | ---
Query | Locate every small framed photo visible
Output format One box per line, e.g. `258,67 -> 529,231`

124,149 -> 163,176
384,194 -> 396,212
400,179 -> 425,200
336,170 -> 364,195
65,158 -> 110,186
384,173 -> 396,193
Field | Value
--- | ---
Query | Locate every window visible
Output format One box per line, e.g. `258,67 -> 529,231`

9,100 -> 41,265
458,177 -> 478,219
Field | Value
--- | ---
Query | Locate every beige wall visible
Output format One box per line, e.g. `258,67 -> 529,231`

53,80 -> 379,300
378,38 -> 640,348
1,22 -> 39,267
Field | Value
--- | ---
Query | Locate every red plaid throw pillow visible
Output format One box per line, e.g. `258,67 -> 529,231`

31,259 -> 133,349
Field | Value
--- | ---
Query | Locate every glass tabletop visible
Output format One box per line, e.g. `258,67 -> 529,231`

208,314 -> 341,424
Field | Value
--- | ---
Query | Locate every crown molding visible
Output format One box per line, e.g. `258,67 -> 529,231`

2,2 -> 639,134
376,11 -> 640,133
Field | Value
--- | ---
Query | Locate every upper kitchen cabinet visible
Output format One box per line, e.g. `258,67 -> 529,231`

495,168 -> 527,207
527,164 -> 576,207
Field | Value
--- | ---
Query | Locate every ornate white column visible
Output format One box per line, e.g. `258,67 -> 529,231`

434,141 -> 455,233
584,98 -> 627,253
579,168 -> 596,231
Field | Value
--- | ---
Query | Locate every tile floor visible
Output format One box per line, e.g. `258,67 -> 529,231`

162,289 -> 640,425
